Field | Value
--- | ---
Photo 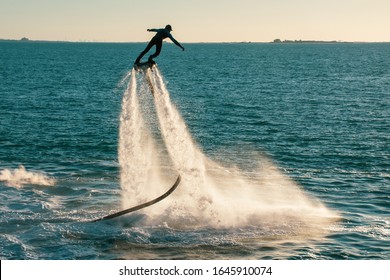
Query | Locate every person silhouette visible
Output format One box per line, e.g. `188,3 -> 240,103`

134,25 -> 184,65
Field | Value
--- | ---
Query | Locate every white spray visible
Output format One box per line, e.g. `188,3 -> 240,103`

118,67 -> 339,231
118,69 -> 166,209
0,165 -> 56,188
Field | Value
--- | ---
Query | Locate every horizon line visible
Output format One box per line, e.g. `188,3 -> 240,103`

1,38 -> 390,44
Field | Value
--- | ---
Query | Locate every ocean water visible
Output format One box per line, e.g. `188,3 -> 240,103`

0,41 -> 389,260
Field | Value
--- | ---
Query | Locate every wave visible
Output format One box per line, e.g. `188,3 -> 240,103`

0,165 -> 56,188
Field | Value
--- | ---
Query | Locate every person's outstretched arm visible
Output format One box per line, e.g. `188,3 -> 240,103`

168,34 -> 185,51
147,28 -> 159,32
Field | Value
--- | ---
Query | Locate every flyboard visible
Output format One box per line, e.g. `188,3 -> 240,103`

134,60 -> 156,95
133,60 -> 156,72
92,175 -> 181,222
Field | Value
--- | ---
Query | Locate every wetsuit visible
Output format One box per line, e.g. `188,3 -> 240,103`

135,28 -> 184,64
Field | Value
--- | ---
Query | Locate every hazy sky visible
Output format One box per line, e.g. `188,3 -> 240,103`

1,0 -> 389,42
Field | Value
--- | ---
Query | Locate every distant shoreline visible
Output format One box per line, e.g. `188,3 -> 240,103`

272,39 -> 342,44
1,38 -> 389,44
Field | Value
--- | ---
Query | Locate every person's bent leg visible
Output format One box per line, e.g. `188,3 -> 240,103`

135,40 -> 155,64
148,40 -> 162,61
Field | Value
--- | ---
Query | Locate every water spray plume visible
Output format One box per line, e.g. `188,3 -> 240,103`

118,67 -> 339,231
118,69 -> 166,209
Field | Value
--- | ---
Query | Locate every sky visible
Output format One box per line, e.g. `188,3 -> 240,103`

0,0 -> 389,42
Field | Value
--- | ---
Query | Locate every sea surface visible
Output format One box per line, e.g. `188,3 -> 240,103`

0,41 -> 389,259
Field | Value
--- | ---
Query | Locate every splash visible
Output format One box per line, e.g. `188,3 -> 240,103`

0,165 -> 56,188
118,67 -> 339,231
118,69 -> 168,209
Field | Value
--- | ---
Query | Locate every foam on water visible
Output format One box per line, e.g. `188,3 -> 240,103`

0,165 -> 56,188
118,67 -> 339,231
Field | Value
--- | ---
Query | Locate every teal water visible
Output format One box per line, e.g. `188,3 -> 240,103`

0,41 -> 389,259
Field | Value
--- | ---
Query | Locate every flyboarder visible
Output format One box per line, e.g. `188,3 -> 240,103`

134,25 -> 185,65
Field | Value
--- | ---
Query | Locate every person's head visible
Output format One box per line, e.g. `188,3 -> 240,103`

165,25 -> 173,31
